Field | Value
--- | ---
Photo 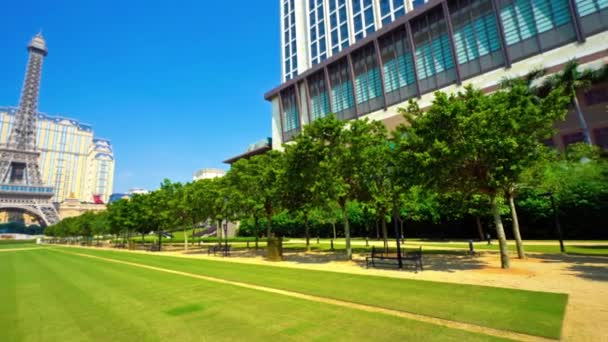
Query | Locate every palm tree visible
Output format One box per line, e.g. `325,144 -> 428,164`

542,60 -> 608,145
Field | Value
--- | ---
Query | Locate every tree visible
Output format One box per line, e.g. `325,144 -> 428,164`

540,60 -> 608,145
282,124 -> 325,251
397,85 -> 569,268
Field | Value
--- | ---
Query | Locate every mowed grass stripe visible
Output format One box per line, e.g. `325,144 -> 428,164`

59,248 -> 559,342
0,249 -> 511,342
59,246 -> 567,339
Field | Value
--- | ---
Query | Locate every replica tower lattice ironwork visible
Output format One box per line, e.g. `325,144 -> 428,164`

0,33 -> 60,226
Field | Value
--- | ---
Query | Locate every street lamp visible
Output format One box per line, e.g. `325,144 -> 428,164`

540,192 -> 565,253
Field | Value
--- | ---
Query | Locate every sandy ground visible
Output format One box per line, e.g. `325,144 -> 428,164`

49,243 -> 608,341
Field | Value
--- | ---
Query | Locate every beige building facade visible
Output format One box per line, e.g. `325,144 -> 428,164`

0,107 -> 115,204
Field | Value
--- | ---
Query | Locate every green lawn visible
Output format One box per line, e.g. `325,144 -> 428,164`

54,246 -> 566,339
0,248 -> 513,342
0,240 -> 37,249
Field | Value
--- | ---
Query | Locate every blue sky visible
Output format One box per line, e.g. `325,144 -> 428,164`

0,0 -> 280,193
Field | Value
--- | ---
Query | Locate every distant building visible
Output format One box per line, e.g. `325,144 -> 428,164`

223,138 -> 272,165
107,188 -> 150,204
58,196 -> 106,219
193,168 -> 226,181
0,107 -> 115,203
127,188 -> 149,195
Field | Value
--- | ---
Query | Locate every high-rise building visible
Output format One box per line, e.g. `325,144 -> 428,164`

0,107 -> 115,203
281,0 -> 430,81
269,0 -> 608,150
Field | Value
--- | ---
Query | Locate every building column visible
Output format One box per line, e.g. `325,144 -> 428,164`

405,22 -> 422,98
304,77 -> 313,123
567,0 -> 586,43
442,0 -> 462,85
293,83 -> 304,129
347,54 -> 360,117
373,39 -> 389,110
491,0 -> 512,68
324,66 -> 334,114
277,91 -> 286,143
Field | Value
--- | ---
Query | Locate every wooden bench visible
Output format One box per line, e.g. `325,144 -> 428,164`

207,244 -> 231,256
148,244 -> 161,252
366,246 -> 423,272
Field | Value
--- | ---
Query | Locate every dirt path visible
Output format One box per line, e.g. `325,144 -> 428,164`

0,247 -> 42,252
53,248 -> 554,342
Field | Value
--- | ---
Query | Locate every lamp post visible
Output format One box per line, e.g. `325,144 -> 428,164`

540,192 -> 565,253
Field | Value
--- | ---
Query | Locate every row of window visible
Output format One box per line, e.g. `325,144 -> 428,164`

283,0 -> 298,80
549,127 -> 608,150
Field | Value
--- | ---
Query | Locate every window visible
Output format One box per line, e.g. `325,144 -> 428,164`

411,8 -> 457,92
281,87 -> 301,140
562,132 -> 585,147
283,0 -> 298,80
309,0 -> 328,65
499,0 -> 576,62
353,44 -> 384,115
594,127 -> 608,150
450,0 -> 504,79
584,87 -> 608,105
352,0 -> 376,41
379,27 -> 418,105
329,0 -> 350,55
575,0 -> 608,35
380,0 -> 406,25
329,59 -> 356,120
308,72 -> 331,120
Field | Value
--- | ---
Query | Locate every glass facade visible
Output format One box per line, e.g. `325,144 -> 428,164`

352,0 -> 377,41
379,27 -> 418,105
575,0 -> 608,36
329,59 -> 356,120
309,0 -> 328,65
499,0 -> 576,62
450,0 -> 504,79
353,44 -> 384,114
283,0 -> 298,80
308,71 -> 331,120
411,8 -> 457,93
280,86 -> 301,140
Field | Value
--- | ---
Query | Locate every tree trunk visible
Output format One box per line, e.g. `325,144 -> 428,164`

266,213 -> 272,238
217,219 -> 222,245
508,192 -> 525,259
375,220 -> 380,239
399,217 -> 404,242
184,227 -> 188,251
341,202 -> 352,260
304,213 -> 310,252
332,222 -> 336,241
491,195 -> 510,269
572,96 -> 592,145
381,216 -> 388,252
476,216 -> 485,241
254,216 -> 259,250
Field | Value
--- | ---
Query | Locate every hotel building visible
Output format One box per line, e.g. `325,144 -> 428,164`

0,107 -> 115,203
269,0 -> 608,150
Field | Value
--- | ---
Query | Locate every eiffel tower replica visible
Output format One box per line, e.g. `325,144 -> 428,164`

0,33 -> 60,226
